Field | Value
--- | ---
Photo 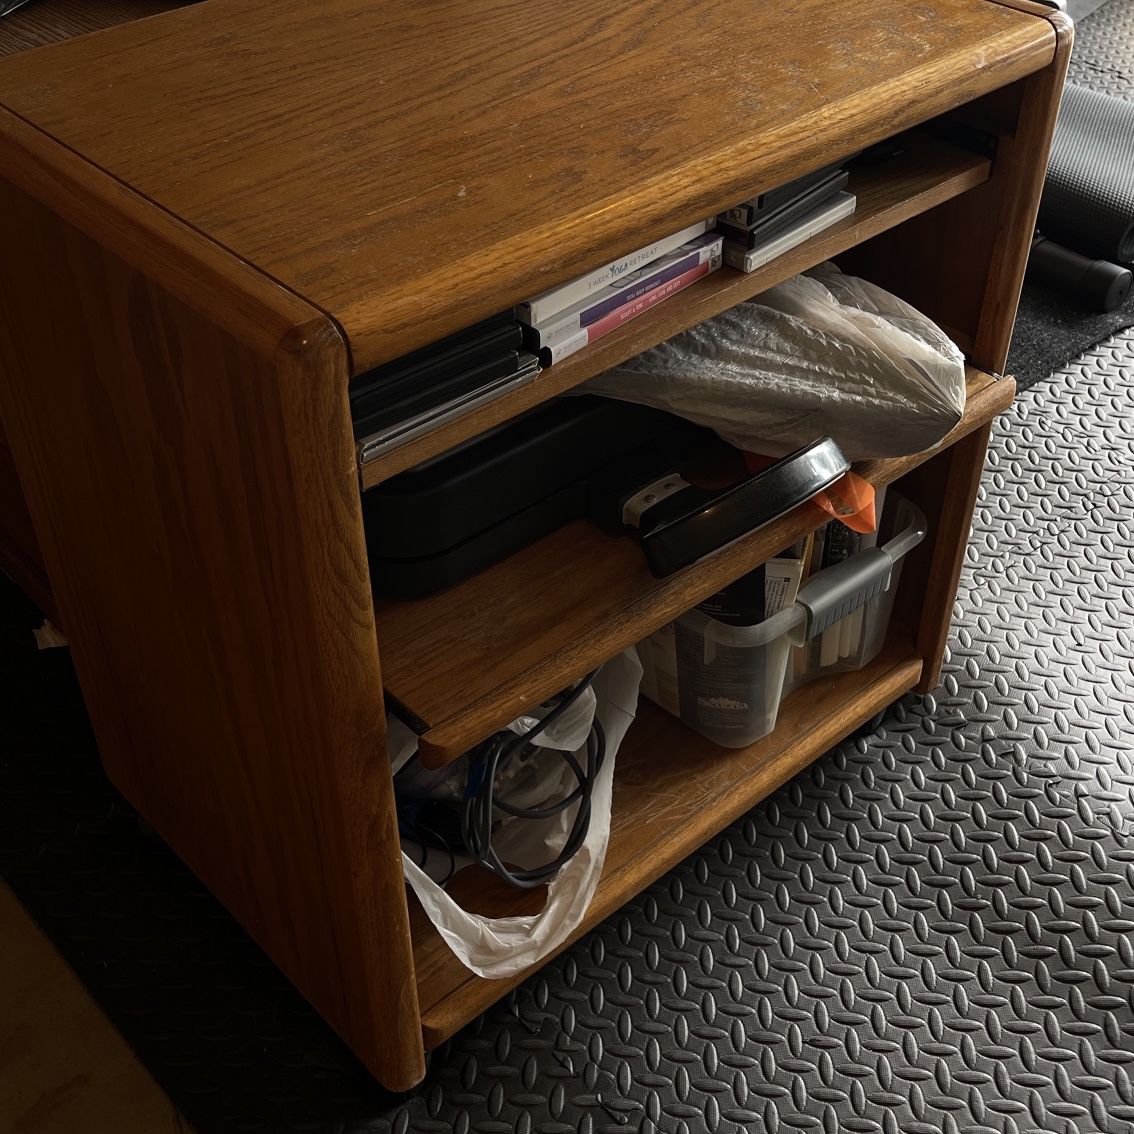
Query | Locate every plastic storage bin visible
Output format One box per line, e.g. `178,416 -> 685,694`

637,492 -> 927,748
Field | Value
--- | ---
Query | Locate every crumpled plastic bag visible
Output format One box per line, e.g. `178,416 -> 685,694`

584,263 -> 967,460
393,649 -> 643,978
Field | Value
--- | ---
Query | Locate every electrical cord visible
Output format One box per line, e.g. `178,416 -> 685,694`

408,819 -> 457,886
395,669 -> 606,889
393,791 -> 461,885
460,670 -> 605,889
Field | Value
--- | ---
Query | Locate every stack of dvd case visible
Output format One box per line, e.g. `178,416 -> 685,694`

717,164 -> 857,273
351,312 -> 540,462
516,219 -> 723,366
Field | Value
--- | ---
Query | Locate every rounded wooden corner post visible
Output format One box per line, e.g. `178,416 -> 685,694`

0,111 -> 425,1090
854,2 -> 1071,692
268,321 -> 428,1091
908,2 -> 1072,691
970,0 -> 1074,373
822,3 -> 1068,692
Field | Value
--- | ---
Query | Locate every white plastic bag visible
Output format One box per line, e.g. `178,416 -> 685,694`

584,263 -> 967,460
392,649 -> 642,978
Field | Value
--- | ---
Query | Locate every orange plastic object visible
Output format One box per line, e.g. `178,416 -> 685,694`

811,470 -> 878,533
743,453 -> 878,533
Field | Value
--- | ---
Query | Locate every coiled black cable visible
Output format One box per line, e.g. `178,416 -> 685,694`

460,670 -> 605,889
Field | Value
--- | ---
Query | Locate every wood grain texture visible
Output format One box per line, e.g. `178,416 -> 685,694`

379,369 -> 1013,768
360,134 -> 991,487
415,633 -> 923,1046
0,0 -> 1054,372
970,10 -> 1072,370
984,0 -> 1072,20
0,0 -> 1066,1088
0,0 -> 196,622
0,0 -> 191,56
900,418 -> 1003,693
0,112 -> 424,1090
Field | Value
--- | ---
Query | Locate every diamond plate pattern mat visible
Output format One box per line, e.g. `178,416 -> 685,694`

1069,0 -> 1134,102
1,329 -> 1132,1133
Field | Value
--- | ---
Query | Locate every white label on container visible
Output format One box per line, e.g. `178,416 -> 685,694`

765,557 -> 804,615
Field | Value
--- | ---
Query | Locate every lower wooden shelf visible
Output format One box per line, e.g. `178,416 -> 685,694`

412,626 -> 923,1047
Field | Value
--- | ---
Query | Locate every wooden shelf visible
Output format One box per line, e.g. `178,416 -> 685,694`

375,366 -> 1013,766
360,132 -> 991,487
411,625 -> 923,1047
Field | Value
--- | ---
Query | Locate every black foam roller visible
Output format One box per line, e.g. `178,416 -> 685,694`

1038,83 -> 1134,264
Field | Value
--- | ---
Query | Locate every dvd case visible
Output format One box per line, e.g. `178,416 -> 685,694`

538,242 -> 723,365
722,161 -> 845,225
721,192 -> 856,273
521,232 -> 722,348
517,217 -> 714,324
716,169 -> 849,249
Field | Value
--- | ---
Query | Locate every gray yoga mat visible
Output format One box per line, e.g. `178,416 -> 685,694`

1038,82 -> 1134,263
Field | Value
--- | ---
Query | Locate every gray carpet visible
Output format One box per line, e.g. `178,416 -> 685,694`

1010,282 -> 1134,390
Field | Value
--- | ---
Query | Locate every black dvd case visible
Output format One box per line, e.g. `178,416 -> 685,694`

717,169 -> 850,250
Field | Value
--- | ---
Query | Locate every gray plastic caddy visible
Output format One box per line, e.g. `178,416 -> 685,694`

637,492 -> 928,747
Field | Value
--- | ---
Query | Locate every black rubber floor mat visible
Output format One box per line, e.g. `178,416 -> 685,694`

3,329 -> 1133,1133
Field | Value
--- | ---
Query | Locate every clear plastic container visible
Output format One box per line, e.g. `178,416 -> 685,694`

636,492 -> 927,748
785,489 -> 925,687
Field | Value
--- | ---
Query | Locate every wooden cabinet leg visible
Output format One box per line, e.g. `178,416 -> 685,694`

895,418 -> 1000,694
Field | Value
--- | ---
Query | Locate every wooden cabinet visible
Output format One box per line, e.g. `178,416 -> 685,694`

0,0 -> 1070,1091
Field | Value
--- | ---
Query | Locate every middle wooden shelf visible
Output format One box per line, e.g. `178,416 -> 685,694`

375,367 -> 1015,767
